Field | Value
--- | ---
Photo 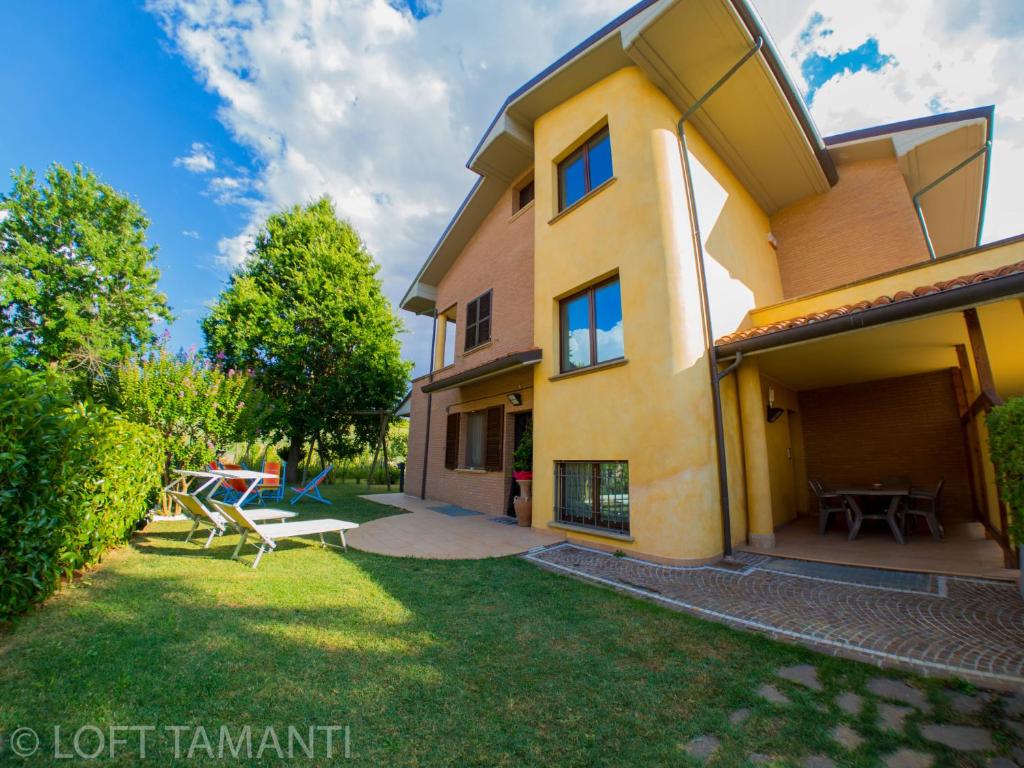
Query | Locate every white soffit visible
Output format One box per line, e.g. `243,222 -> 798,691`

622,0 -> 831,213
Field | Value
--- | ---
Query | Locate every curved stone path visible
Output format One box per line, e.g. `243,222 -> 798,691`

525,543 -> 1024,687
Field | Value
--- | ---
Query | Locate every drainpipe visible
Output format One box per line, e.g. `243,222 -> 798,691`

420,308 -> 438,499
675,37 -> 762,559
913,141 -> 991,260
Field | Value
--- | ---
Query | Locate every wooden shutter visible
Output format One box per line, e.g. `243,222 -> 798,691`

464,298 -> 478,350
484,405 -> 503,471
477,291 -> 491,344
444,413 -> 460,469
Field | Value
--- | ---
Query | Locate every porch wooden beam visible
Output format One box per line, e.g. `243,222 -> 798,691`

962,308 -> 1001,404
951,363 -> 983,525
958,321 -> 1015,566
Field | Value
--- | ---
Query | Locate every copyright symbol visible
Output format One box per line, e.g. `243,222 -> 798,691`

10,727 -> 40,757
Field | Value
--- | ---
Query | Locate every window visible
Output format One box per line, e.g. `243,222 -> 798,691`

516,180 -> 535,211
555,461 -> 629,533
464,290 -> 492,351
559,277 -> 624,372
466,412 -> 486,469
442,313 -> 456,367
558,127 -> 613,211
445,406 -> 504,471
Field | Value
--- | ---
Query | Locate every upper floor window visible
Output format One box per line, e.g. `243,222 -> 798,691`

441,312 -> 456,367
516,180 -> 535,211
559,277 -> 623,373
464,290 -> 492,351
558,127 -> 613,211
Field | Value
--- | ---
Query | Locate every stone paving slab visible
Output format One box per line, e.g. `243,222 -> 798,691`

351,494 -> 562,558
524,543 -> 1024,687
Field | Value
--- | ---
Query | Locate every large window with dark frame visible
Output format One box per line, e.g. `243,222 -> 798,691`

559,277 -> 623,373
464,290 -> 492,351
554,461 -> 630,533
558,127 -> 613,211
444,406 -> 504,472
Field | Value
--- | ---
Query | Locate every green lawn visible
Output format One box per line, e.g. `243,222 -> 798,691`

0,482 -> 1016,766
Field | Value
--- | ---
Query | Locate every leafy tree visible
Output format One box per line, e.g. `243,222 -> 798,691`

0,163 -> 173,389
114,346 -> 263,484
203,198 -> 410,482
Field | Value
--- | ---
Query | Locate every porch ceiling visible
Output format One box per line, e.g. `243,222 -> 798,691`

752,298 -> 1024,395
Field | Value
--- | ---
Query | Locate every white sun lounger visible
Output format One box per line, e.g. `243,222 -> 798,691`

166,490 -> 297,549
209,499 -> 359,569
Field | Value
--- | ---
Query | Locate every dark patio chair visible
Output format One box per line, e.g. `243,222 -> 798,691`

903,479 -> 944,540
810,479 -> 851,535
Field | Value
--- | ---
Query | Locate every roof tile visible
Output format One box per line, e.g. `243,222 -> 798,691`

715,259 -> 1024,346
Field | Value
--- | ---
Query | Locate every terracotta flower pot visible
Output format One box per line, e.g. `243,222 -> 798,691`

514,478 -> 533,527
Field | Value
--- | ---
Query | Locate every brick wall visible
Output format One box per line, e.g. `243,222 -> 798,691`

770,157 -> 930,298
405,370 -> 534,515
431,184 -> 534,379
405,181 -> 535,515
798,370 -> 972,523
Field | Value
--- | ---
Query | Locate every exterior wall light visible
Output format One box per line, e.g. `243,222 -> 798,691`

507,393 -> 523,406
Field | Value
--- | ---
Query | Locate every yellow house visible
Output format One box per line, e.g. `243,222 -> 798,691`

402,0 -> 1023,577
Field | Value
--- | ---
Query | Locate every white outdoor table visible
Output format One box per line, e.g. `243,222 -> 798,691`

210,469 -> 277,507
170,469 -> 221,496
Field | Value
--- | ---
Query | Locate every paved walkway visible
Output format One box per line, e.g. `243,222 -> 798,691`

526,543 -> 1024,688
350,493 -> 562,558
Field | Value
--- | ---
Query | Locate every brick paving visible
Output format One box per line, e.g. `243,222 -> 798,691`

525,543 -> 1024,687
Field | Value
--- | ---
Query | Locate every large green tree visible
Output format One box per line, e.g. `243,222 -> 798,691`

203,198 -> 410,482
0,163 -> 172,387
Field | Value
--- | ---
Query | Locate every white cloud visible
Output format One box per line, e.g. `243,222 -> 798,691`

217,230 -> 255,266
753,0 -> 1024,243
182,229 -> 201,239
147,0 -> 633,374
173,141 -> 217,173
150,0 -> 1023,376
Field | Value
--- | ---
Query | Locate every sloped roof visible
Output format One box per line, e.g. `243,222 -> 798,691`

715,258 -> 1024,348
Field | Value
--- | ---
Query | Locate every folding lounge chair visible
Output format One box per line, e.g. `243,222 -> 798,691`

166,490 -> 297,548
209,499 -> 358,569
289,464 -> 333,505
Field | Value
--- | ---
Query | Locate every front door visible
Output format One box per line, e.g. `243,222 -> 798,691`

506,411 -> 533,516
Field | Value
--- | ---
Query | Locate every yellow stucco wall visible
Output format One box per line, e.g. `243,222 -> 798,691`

529,66 -> 781,562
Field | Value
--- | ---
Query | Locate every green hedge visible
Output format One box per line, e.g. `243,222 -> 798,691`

0,359 -> 164,619
987,396 -> 1024,548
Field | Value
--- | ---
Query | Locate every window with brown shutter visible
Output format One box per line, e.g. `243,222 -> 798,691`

484,405 -> 503,471
464,290 -> 492,351
444,413 -> 460,469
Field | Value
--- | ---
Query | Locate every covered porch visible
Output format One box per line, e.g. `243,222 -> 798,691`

719,238 -> 1024,581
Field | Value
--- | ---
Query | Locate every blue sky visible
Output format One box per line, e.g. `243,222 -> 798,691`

3,0 -> 1022,375
0,0 -> 260,353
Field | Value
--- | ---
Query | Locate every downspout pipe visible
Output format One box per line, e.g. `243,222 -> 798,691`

913,141 -> 991,260
420,308 -> 438,499
676,37 -> 762,559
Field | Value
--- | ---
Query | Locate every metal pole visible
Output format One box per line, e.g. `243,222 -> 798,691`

675,38 -> 763,559
420,309 -> 438,498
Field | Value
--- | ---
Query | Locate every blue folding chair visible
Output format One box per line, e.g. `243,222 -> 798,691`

255,460 -> 287,505
289,464 -> 333,505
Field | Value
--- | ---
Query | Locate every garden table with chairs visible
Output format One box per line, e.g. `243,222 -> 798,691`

811,478 -> 945,544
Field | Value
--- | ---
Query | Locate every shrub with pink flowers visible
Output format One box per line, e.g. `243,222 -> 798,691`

113,346 -> 263,481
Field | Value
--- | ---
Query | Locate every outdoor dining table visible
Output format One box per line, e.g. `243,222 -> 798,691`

171,469 -> 222,496
209,469 -> 278,507
833,483 -> 911,544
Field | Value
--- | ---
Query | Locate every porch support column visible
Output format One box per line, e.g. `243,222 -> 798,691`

738,357 -> 774,548
432,312 -> 448,371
